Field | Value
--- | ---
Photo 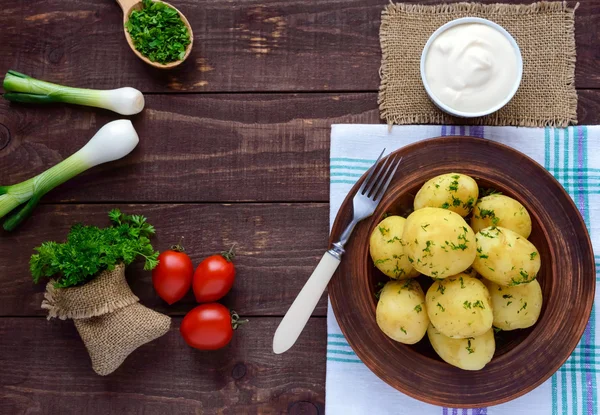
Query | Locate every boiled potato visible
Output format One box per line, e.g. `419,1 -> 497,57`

471,194 -> 532,238
428,325 -> 495,370
414,173 -> 479,217
483,279 -> 543,330
369,216 -> 419,279
472,226 -> 541,286
425,274 -> 493,338
376,279 -> 429,344
403,208 -> 477,278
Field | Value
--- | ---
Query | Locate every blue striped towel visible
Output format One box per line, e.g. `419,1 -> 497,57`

327,124 -> 599,415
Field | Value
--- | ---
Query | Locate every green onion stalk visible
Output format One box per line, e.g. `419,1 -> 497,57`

3,70 -> 144,115
0,120 -> 139,231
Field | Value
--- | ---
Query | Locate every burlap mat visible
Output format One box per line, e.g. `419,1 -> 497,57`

379,2 -> 578,127
75,303 -> 171,376
41,263 -> 138,320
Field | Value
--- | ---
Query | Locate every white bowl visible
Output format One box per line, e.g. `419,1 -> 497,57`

420,17 -> 523,118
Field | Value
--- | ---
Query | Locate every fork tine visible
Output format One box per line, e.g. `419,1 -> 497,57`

369,156 -> 395,199
358,148 -> 386,194
365,156 -> 391,197
374,156 -> 402,201
365,155 -> 392,197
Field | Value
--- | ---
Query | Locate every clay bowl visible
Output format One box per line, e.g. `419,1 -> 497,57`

328,136 -> 595,408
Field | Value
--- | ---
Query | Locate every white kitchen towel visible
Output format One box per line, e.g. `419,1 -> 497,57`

327,125 -> 599,415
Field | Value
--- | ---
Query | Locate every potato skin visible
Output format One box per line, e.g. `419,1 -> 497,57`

403,208 -> 477,278
376,280 -> 429,344
471,194 -> 532,238
414,173 -> 479,217
483,279 -> 543,330
472,226 -> 541,286
369,216 -> 419,279
425,274 -> 493,338
428,324 -> 495,370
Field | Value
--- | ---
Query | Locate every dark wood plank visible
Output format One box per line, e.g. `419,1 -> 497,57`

0,93 -> 378,203
0,203 -> 330,317
2,90 -> 600,206
0,316 -> 326,415
575,89 -> 600,124
0,0 -> 598,92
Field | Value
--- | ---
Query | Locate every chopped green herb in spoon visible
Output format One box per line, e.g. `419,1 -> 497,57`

125,0 -> 191,64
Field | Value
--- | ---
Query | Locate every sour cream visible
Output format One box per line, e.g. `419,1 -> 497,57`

422,20 -> 522,115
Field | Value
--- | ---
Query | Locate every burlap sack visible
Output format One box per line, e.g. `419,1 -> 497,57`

75,303 -> 171,376
379,2 -> 578,127
41,263 -> 138,320
41,264 -> 171,376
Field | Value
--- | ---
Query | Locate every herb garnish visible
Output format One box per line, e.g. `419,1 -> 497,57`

414,304 -> 422,313
466,338 -> 475,354
374,281 -> 386,299
393,265 -> 405,277
126,0 -> 191,64
530,252 -> 538,260
423,240 -> 435,255
518,302 -> 528,313
400,327 -> 407,335
30,209 -> 159,288
463,197 -> 475,210
437,302 -> 445,312
125,0 -> 190,64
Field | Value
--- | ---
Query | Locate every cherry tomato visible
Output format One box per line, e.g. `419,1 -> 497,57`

180,303 -> 247,350
193,246 -> 236,303
152,242 -> 193,305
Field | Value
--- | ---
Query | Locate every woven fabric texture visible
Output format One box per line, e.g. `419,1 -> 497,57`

379,2 -> 578,127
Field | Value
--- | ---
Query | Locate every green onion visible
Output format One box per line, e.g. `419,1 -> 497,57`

3,70 -> 144,115
0,120 -> 139,231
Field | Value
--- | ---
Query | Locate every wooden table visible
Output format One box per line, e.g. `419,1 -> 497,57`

0,1 -> 598,413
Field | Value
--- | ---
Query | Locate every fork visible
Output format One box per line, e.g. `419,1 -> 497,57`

273,149 -> 402,354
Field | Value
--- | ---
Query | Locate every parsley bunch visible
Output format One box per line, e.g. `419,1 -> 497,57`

30,210 -> 159,288
125,0 -> 191,64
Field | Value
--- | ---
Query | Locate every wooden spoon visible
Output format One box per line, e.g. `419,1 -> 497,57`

116,0 -> 194,69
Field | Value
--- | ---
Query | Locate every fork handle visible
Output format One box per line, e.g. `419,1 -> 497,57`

273,252 -> 341,354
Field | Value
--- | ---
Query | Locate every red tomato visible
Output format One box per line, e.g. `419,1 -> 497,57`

180,303 -> 235,350
193,248 -> 236,303
152,247 -> 193,305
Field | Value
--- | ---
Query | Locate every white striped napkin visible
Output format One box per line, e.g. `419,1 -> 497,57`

327,125 -> 599,415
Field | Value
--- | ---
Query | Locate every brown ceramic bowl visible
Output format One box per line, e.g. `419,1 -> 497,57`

328,136 -> 595,408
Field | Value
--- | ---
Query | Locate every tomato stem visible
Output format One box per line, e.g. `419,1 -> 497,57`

171,236 -> 185,252
221,243 -> 236,262
230,310 -> 248,330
